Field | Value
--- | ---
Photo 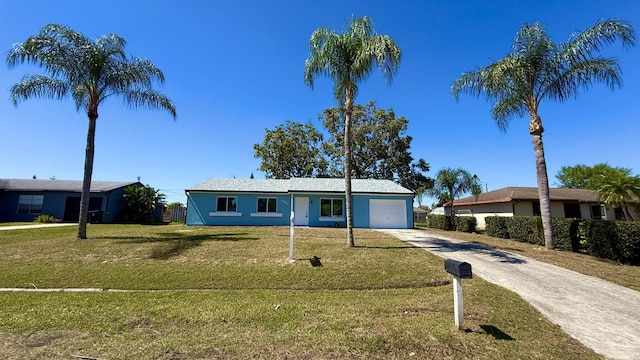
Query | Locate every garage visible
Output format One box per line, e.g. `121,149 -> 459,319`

369,199 -> 407,228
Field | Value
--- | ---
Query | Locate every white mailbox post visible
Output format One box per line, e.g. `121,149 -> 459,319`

444,259 -> 472,330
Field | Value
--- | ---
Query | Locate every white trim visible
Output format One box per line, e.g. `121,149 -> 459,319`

319,216 -> 344,222
250,213 -> 283,218
209,212 -> 242,217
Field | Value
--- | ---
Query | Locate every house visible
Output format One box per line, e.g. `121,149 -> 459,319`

413,207 -> 428,223
447,187 -> 636,230
0,178 -> 141,223
185,178 -> 414,229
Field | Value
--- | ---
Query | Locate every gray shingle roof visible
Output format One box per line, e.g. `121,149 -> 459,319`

187,178 -> 413,195
0,179 -> 139,193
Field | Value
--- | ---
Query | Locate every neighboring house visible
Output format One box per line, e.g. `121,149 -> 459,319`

0,179 -> 141,223
413,207 -> 428,223
447,187 -> 636,230
185,178 -> 414,229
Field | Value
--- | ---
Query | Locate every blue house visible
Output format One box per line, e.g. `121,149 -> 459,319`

0,178 -> 141,223
185,178 -> 414,229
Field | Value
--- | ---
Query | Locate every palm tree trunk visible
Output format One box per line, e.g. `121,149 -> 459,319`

344,87 -> 355,247
77,110 -> 98,239
530,113 -> 554,249
623,206 -> 635,221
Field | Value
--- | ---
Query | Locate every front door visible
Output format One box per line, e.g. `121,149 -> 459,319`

294,197 -> 309,226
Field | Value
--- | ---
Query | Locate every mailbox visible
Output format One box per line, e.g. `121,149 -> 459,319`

444,259 -> 472,279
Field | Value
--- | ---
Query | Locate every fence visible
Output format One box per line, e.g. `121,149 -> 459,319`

163,206 -> 186,223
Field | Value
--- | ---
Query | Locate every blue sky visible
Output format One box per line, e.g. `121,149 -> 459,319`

1,0 -> 639,205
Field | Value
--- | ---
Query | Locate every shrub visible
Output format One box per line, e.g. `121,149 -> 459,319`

34,214 -> 56,223
427,214 -> 452,230
455,216 -> 477,233
581,220 -> 619,261
551,218 -> 580,252
506,216 -> 543,245
614,221 -> 640,265
485,216 -> 509,239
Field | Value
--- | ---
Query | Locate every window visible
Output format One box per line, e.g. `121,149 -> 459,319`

563,203 -> 581,219
257,198 -> 277,213
590,205 -> 606,219
216,197 -> 237,212
17,194 -> 44,214
532,201 -> 541,216
321,198 -> 343,217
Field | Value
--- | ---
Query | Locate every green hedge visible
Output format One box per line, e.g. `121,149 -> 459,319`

484,215 -> 640,265
616,222 -> 640,265
506,216 -> 543,245
551,218 -> 581,252
455,216 -> 477,233
426,214 -> 452,230
485,216 -> 509,238
426,214 -> 476,232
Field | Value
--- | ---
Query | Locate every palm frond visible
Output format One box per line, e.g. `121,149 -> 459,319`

123,89 -> 177,119
9,75 -> 70,105
563,19 -> 635,63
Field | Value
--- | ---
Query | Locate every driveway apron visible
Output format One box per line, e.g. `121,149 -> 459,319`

380,229 -> 640,360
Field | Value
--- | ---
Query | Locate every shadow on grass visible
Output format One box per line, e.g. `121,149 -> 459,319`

354,244 -> 419,249
93,232 -> 260,260
480,325 -> 515,340
410,237 -> 526,264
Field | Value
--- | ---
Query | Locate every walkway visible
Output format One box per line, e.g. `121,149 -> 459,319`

381,229 -> 640,360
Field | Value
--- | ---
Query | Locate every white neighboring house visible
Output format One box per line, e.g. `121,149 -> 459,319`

446,187 -> 636,230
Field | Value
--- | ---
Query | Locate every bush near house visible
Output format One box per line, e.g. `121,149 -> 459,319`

484,216 -> 640,265
426,214 -> 476,233
485,216 -> 509,239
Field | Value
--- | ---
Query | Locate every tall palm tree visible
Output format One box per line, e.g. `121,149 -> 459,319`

7,24 -> 176,239
593,173 -> 640,221
451,19 -> 634,249
428,168 -> 482,229
304,16 -> 401,247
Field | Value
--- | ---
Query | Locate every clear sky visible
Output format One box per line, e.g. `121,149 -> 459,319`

1,0 -> 639,205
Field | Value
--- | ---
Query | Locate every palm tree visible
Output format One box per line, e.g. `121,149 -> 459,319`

7,24 -> 176,239
451,19 -> 634,249
593,173 -> 640,221
304,16 -> 401,247
428,168 -> 482,230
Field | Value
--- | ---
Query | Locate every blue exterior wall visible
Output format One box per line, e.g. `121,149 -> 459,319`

186,192 -> 414,228
0,190 -> 128,223
186,192 -> 291,226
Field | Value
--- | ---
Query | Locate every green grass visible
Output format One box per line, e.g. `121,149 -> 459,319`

0,224 -> 599,359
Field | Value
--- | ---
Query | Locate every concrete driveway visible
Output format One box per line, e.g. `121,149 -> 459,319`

380,229 -> 640,360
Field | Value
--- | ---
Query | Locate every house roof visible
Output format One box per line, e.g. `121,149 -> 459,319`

450,187 -> 600,206
186,178 -> 413,195
0,179 -> 140,193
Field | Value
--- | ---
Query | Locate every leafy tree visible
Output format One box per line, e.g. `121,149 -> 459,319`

305,16 -> 401,247
428,168 -> 482,229
319,102 -> 432,192
122,185 -> 166,223
592,172 -> 640,221
253,120 -> 328,178
451,19 -> 634,249
7,24 -> 176,239
555,163 -> 633,189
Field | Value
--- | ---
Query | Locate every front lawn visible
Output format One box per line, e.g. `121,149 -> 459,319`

0,224 -> 598,359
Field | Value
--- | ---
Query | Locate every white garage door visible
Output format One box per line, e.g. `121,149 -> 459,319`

369,199 -> 407,229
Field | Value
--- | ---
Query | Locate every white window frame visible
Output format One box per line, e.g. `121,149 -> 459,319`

319,198 -> 344,221
256,197 -> 277,213
17,194 -> 44,214
216,196 -> 237,212
250,197 -> 283,218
